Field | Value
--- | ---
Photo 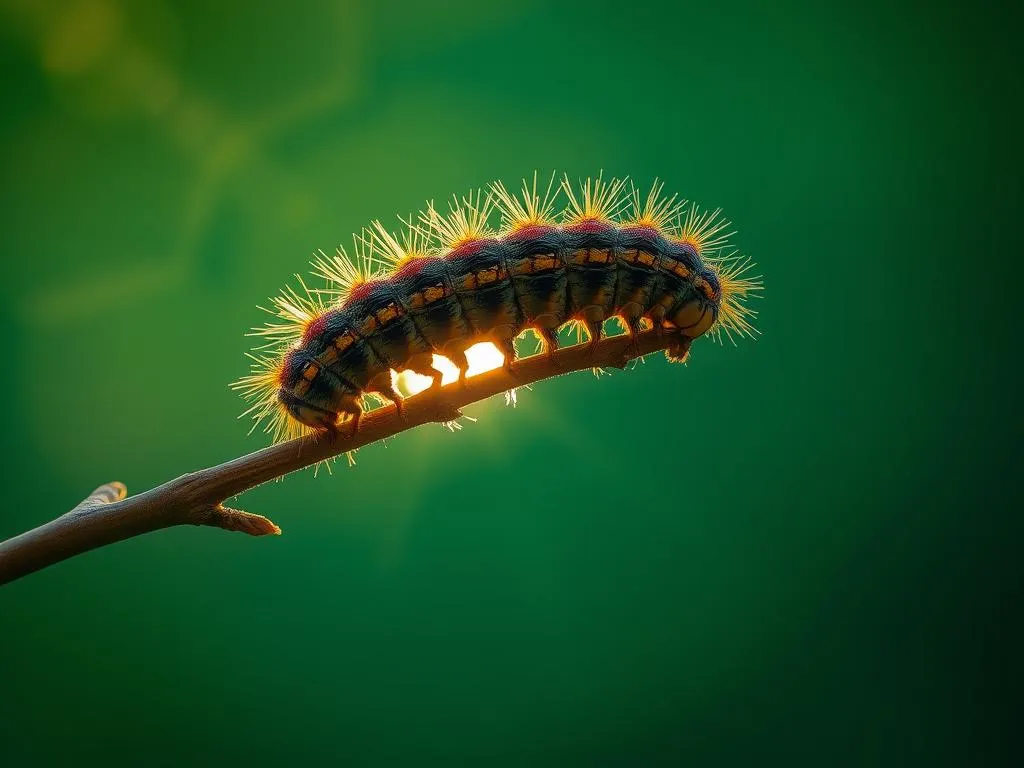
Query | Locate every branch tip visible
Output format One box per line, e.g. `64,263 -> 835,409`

201,505 -> 281,536
85,482 -> 127,506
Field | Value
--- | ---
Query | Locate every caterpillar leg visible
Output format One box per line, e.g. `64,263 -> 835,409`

533,313 -> 562,360
581,306 -> 605,355
347,409 -> 362,435
647,306 -> 667,337
666,333 -> 693,364
618,302 -> 644,360
444,345 -> 471,385
342,402 -> 363,436
318,417 -> 339,441
406,351 -> 444,390
369,371 -> 405,418
329,392 -> 364,437
498,339 -> 517,373
581,309 -> 602,352
622,318 -> 643,361
493,324 -> 518,375
537,324 -> 560,358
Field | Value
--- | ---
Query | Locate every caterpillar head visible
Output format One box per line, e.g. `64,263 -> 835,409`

668,244 -> 720,339
278,352 -> 341,432
685,266 -> 722,337
664,266 -> 719,363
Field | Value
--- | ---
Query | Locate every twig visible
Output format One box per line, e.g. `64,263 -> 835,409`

0,330 -> 681,586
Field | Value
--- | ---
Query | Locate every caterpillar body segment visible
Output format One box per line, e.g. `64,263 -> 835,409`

503,224 -> 571,357
444,237 -> 523,370
234,175 -> 762,444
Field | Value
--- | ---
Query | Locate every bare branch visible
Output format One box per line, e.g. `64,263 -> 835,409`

0,330 -> 681,586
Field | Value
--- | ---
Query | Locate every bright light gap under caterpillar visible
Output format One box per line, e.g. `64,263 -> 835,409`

234,174 -> 762,443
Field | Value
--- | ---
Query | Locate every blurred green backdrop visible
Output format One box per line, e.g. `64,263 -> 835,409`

0,0 -> 1018,764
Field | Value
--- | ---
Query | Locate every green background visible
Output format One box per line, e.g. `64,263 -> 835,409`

0,0 -> 1018,764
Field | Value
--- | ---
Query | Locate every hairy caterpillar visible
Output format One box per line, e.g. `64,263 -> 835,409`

234,173 -> 761,444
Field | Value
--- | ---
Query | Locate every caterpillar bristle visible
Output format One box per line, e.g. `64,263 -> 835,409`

312,234 -> 383,300
560,319 -> 609,375
561,171 -> 631,224
420,189 -> 496,249
248,275 -> 330,349
673,205 -> 734,256
366,216 -> 435,270
625,178 -> 686,234
231,352 -> 307,442
490,171 -> 561,234
707,253 -> 763,344
562,318 -> 592,345
360,391 -> 389,410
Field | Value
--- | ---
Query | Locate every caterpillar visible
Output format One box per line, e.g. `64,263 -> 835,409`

233,173 -> 761,444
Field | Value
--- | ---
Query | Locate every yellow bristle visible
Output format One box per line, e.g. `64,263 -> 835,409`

365,216 -> 435,270
420,189 -> 496,250
707,253 -> 763,344
560,318 -> 607,378
672,205 -> 734,257
231,351 -> 305,443
624,179 -> 686,233
360,391 -> 389,411
560,318 -> 591,345
561,172 -> 630,225
247,275 -> 329,350
312,233 -> 382,301
490,171 -> 560,234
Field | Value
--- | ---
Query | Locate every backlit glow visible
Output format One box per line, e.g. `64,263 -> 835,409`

396,342 -> 505,396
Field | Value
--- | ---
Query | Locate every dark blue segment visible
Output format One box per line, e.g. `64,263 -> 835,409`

505,230 -> 570,326
314,306 -> 388,389
389,259 -> 469,352
343,281 -> 431,371
281,346 -> 355,407
700,266 -> 721,299
445,240 -> 521,337
650,241 -> 702,320
563,227 -> 621,317
614,228 -> 669,318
